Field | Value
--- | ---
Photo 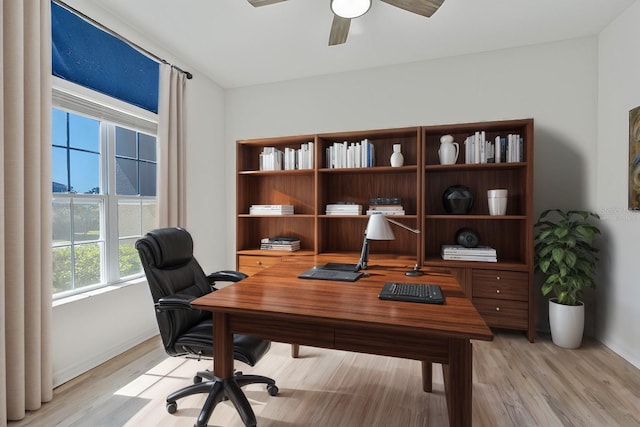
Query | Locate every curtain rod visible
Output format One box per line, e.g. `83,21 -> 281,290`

54,0 -> 193,79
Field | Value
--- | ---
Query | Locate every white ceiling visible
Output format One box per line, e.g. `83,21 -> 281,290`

84,0 -> 635,88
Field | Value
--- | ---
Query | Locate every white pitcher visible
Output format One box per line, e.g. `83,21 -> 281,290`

438,134 -> 459,165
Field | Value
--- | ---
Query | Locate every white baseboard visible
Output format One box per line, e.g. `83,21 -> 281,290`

53,328 -> 159,388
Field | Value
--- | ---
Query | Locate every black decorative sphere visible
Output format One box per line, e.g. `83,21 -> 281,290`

456,228 -> 479,248
442,185 -> 474,214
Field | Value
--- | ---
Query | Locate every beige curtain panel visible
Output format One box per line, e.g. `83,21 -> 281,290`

157,63 -> 187,228
1,0 -> 54,424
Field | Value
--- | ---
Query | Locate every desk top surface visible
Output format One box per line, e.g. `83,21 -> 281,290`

192,258 -> 492,342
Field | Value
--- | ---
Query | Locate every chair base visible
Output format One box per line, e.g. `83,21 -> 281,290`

166,371 -> 277,427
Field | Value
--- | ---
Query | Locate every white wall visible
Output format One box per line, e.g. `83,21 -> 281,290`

596,0 -> 640,368
226,37 -> 600,334
51,2 -> 229,386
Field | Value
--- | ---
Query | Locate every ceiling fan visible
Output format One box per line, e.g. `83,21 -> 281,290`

247,0 -> 445,46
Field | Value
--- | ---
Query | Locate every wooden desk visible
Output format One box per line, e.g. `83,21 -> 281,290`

192,259 -> 493,426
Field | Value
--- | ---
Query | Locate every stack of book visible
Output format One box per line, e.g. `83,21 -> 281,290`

283,142 -> 314,170
260,142 -> 315,171
260,236 -> 301,251
366,197 -> 404,215
325,139 -> 376,169
463,131 -> 524,164
325,203 -> 362,215
249,204 -> 294,215
441,245 -> 497,262
259,147 -> 283,171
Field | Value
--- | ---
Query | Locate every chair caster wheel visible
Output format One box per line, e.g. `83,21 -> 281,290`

166,401 -> 178,414
267,384 -> 279,396
193,375 -> 203,384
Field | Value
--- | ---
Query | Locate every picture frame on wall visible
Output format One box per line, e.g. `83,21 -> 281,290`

629,106 -> 640,210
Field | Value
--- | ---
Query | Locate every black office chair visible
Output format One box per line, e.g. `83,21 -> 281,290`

136,227 -> 278,427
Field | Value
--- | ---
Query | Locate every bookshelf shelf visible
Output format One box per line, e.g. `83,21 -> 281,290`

318,165 -> 418,173
426,214 -> 527,220
238,214 -> 315,218
236,119 -> 534,341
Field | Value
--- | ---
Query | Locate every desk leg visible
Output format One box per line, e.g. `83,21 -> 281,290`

442,339 -> 472,427
213,312 -> 257,427
291,344 -> 300,358
213,312 -> 234,379
421,361 -> 432,393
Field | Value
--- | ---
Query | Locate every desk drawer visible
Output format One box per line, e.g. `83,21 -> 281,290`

238,255 -> 282,276
472,270 -> 528,301
473,298 -> 528,330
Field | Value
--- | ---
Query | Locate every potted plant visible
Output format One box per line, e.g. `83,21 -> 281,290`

534,209 -> 601,348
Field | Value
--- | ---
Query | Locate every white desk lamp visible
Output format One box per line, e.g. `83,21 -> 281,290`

355,213 -> 421,274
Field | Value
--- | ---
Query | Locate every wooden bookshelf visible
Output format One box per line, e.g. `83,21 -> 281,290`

236,119 -> 535,341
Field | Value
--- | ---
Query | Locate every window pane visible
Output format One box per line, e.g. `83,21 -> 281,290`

139,162 -> 156,196
52,199 -> 71,244
118,200 -> 141,237
68,114 -> 99,152
52,109 -> 68,147
116,127 -> 137,158
139,133 -> 156,161
116,157 -> 138,195
70,150 -> 100,194
73,200 -> 101,243
52,147 -> 69,192
51,98 -> 157,297
52,246 -> 72,293
141,201 -> 157,232
74,243 -> 103,288
119,238 -> 142,278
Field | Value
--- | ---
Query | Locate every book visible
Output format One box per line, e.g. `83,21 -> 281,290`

441,245 -> 497,262
260,243 -> 300,251
260,236 -> 300,251
441,245 -> 497,256
325,138 -> 375,169
250,204 -> 294,215
326,203 -> 362,215
365,210 -> 405,215
463,132 -> 523,164
370,197 -> 401,205
442,254 -> 497,262
367,204 -> 403,211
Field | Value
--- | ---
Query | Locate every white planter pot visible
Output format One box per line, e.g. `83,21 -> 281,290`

548,298 -> 584,349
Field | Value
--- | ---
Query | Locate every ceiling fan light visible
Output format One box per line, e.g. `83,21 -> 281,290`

331,0 -> 371,19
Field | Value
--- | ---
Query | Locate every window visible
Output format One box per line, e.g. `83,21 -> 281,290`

52,83 -> 158,299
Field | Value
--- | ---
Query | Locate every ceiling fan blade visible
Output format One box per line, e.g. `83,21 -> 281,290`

247,0 -> 287,6
329,15 -> 351,46
380,0 -> 445,18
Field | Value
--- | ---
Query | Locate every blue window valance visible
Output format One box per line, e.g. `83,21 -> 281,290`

51,2 -> 159,113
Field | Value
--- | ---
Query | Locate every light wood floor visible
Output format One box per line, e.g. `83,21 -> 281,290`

10,331 -> 640,427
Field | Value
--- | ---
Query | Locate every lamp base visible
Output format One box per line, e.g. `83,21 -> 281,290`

405,270 -> 423,277
405,265 -> 424,276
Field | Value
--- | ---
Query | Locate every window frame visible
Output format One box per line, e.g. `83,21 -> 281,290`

52,77 -> 158,300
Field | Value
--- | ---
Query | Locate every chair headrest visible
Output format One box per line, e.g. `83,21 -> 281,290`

145,227 -> 194,268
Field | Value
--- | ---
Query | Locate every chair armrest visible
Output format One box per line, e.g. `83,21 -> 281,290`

155,294 -> 195,312
207,270 -> 248,284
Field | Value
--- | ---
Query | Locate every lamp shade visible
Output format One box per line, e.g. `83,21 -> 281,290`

330,0 -> 372,19
365,213 -> 395,240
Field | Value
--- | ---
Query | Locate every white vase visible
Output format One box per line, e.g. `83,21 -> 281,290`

390,144 -> 404,167
548,298 -> 584,349
438,134 -> 459,165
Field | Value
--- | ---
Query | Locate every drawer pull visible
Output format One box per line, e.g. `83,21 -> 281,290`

495,307 -> 500,312
496,289 -> 500,294
496,276 -> 501,280
256,261 -> 262,266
